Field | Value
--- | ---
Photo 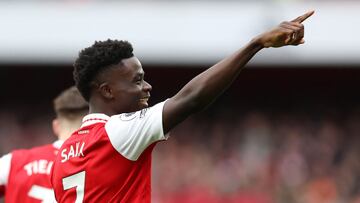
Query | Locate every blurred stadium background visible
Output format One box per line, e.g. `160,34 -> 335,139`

1,0 -> 360,203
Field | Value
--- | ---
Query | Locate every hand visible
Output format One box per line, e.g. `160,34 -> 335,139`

254,10 -> 314,48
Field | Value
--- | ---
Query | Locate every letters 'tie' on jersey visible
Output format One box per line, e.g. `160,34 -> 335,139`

0,141 -> 62,203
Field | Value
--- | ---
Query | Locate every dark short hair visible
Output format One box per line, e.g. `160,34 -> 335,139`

53,86 -> 88,119
73,39 -> 134,101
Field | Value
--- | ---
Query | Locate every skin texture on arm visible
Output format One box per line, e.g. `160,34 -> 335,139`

163,11 -> 314,134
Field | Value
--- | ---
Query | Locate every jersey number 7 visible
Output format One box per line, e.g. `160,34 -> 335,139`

62,171 -> 86,203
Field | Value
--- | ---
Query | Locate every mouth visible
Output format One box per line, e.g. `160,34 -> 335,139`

139,97 -> 150,103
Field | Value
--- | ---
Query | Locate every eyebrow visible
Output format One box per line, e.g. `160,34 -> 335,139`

133,71 -> 144,80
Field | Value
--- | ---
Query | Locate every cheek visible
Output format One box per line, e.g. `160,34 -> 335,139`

118,89 -> 140,103
113,85 -> 142,103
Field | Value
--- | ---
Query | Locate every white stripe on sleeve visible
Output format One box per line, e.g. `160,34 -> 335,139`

0,153 -> 12,185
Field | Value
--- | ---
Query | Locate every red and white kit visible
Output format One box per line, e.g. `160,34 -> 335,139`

51,101 -> 168,203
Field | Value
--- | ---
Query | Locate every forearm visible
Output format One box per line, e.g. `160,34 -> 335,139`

174,39 -> 263,112
163,11 -> 313,133
162,39 -> 263,133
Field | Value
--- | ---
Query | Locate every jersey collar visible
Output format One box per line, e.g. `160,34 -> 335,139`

81,113 -> 110,128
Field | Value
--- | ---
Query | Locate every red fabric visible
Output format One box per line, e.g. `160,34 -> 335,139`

51,123 -> 155,203
5,144 -> 57,203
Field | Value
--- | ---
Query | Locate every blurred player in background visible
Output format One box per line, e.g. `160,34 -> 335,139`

0,186 -> 4,197
0,86 -> 88,203
51,11 -> 314,202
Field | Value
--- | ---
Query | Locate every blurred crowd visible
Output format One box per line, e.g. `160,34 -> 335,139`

19,0 -> 359,1
1,106 -> 360,203
152,107 -> 360,203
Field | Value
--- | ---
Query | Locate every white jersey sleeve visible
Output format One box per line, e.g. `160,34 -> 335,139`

0,153 -> 12,186
105,100 -> 168,161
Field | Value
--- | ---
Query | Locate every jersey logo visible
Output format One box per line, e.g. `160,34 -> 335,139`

140,108 -> 148,118
119,112 -> 137,121
78,130 -> 89,134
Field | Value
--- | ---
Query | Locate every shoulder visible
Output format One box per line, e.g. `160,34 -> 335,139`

107,101 -> 166,125
105,101 -> 167,137
11,143 -> 56,164
0,153 -> 12,164
13,143 -> 54,155
104,101 -> 168,161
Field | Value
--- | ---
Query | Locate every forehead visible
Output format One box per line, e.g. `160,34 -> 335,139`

112,56 -> 143,77
122,57 -> 142,71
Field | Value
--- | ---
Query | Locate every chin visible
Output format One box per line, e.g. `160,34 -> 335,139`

137,102 -> 148,111
141,102 -> 149,108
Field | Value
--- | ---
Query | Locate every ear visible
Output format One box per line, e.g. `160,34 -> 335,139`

52,119 -> 60,137
99,83 -> 114,99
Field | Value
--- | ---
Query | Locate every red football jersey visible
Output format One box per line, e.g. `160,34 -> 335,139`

0,141 -> 62,203
51,101 -> 167,203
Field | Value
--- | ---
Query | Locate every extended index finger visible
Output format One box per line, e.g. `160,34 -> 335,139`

291,10 -> 315,23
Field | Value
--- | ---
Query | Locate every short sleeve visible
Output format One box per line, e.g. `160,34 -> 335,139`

0,153 -> 12,186
105,101 -> 168,161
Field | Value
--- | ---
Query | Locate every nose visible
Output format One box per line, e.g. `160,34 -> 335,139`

143,80 -> 152,92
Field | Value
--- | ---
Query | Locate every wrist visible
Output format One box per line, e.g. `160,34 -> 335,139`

249,36 -> 265,50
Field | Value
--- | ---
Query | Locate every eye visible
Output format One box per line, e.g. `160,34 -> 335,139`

134,73 -> 144,85
135,77 -> 142,84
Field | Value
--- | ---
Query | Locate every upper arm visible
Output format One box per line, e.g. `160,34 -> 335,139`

163,93 -> 202,134
163,97 -> 183,134
0,153 -> 12,186
105,101 -> 168,161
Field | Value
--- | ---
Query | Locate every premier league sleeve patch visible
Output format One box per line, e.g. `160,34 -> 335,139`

139,108 -> 149,119
119,112 -> 137,121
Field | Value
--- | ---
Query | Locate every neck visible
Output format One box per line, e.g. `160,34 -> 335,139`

89,101 -> 117,116
58,121 -> 82,140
